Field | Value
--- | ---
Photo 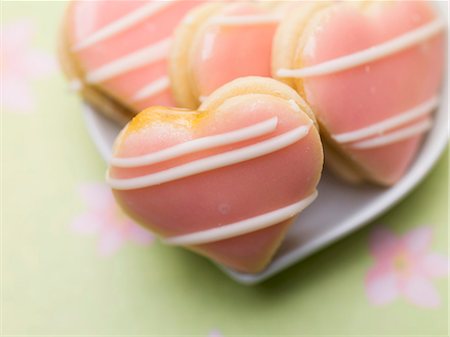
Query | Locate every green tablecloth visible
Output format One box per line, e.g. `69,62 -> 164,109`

3,2 -> 448,336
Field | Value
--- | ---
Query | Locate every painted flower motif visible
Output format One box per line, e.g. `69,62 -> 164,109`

1,19 -> 56,113
365,225 -> 448,308
208,330 -> 223,337
71,183 -> 154,256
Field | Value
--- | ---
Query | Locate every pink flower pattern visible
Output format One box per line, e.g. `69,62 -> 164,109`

71,183 -> 154,256
1,19 -> 56,113
208,330 -> 223,337
365,225 -> 448,308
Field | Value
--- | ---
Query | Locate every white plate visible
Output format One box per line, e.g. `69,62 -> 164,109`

82,4 -> 448,285
82,88 -> 448,285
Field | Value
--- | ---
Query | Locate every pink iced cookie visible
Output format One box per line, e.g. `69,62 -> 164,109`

170,2 -> 284,109
274,1 -> 445,185
60,0 -> 205,123
107,77 -> 323,273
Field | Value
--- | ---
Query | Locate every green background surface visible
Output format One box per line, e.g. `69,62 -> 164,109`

2,1 -> 449,336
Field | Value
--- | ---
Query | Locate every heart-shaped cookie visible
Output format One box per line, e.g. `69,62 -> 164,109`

274,1 -> 445,185
107,77 -> 323,273
59,0 -> 206,123
170,2 -> 284,109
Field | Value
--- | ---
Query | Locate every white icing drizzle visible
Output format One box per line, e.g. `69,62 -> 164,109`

351,118 -> 433,149
133,76 -> 171,102
107,122 -> 312,190
73,1 -> 178,51
210,14 -> 282,26
86,38 -> 171,83
333,96 -> 439,144
287,99 -> 301,113
163,190 -> 318,246
199,96 -> 208,103
277,19 -> 445,78
110,117 -> 279,168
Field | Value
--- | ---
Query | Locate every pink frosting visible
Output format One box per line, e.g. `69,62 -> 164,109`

190,4 -> 278,99
67,1 -> 203,111
300,1 -> 444,184
109,95 -> 323,272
